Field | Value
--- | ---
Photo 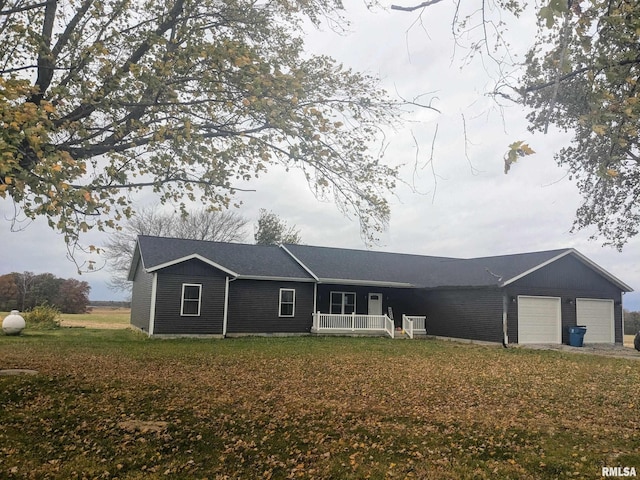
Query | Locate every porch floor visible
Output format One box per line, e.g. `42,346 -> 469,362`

310,329 -> 427,339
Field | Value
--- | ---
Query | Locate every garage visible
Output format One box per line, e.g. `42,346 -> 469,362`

518,296 -> 562,344
576,298 -> 615,343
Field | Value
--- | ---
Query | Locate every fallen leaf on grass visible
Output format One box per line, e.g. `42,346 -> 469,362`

118,420 -> 169,434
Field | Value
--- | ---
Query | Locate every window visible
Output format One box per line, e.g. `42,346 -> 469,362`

279,288 -> 295,317
330,292 -> 356,314
181,284 -> 202,316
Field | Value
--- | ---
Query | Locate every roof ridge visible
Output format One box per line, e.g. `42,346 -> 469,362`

457,248 -> 573,262
285,243 -> 460,261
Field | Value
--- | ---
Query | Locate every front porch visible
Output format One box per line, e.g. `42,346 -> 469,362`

311,313 -> 426,339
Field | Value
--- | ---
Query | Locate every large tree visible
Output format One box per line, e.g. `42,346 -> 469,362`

520,0 -> 640,249
104,206 -> 248,291
0,0 -> 400,256
0,273 -> 19,311
392,0 -> 640,249
254,209 -> 302,245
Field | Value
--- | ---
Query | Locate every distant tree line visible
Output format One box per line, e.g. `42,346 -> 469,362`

0,272 -> 90,314
89,300 -> 131,308
624,310 -> 640,335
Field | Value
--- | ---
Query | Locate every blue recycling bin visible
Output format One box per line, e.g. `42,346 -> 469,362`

568,326 -> 587,347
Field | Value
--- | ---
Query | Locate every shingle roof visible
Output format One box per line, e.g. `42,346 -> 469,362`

283,244 -> 573,288
131,235 -> 313,280
282,244 -> 456,287
129,236 -> 632,291
433,249 -> 573,288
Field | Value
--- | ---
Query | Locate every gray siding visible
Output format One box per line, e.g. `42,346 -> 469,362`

505,255 -> 623,343
130,258 -> 153,332
423,288 -> 504,343
227,280 -> 314,334
153,260 -> 226,335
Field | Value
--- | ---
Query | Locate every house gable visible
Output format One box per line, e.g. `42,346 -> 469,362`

135,235 -> 313,281
501,249 -> 632,292
153,258 -> 228,335
148,253 -> 238,277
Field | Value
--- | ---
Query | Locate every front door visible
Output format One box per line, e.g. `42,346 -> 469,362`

368,293 -> 383,315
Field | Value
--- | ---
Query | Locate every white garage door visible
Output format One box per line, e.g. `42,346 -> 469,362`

576,298 -> 615,343
518,296 -> 562,344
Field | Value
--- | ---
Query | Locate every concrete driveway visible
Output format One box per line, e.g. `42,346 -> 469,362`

518,342 -> 640,360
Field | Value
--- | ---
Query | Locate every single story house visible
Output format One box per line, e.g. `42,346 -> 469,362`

128,235 -> 633,344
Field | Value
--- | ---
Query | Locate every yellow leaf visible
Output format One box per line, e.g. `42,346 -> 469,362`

592,124 -> 607,135
52,164 -> 62,172
606,169 -> 619,177
4,176 -> 12,185
520,144 -> 535,155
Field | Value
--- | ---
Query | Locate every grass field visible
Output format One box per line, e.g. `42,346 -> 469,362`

1,307 -> 130,329
60,307 -> 130,329
1,328 -> 639,479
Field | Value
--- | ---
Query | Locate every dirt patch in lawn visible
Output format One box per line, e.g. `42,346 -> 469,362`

0,369 -> 38,376
118,420 -> 169,434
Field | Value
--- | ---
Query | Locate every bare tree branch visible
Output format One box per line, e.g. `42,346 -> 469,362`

0,0 -> 50,15
390,0 -> 446,13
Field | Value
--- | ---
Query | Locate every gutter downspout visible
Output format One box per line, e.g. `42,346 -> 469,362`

313,282 -> 317,313
502,292 -> 509,347
149,272 -> 158,337
223,276 -> 237,337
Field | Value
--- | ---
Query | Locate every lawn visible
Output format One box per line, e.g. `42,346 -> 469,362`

1,330 -> 639,479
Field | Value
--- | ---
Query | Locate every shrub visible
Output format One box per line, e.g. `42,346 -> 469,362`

624,310 -> 640,335
25,305 -> 61,330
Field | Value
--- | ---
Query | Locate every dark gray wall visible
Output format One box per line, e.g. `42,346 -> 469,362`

153,260 -> 227,335
505,255 -> 623,343
130,258 -> 153,332
227,280 -> 314,334
423,287 -> 504,343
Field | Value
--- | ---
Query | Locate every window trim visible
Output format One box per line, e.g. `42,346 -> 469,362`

279,288 -> 296,317
181,283 -> 202,317
329,291 -> 356,315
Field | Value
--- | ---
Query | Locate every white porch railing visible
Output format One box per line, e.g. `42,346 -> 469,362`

312,312 -> 395,338
402,315 -> 427,339
385,315 -> 395,339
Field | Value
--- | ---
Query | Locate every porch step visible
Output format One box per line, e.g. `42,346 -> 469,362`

392,330 -> 427,339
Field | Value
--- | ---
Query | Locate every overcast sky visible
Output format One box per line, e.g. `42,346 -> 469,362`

1,1 -> 638,310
